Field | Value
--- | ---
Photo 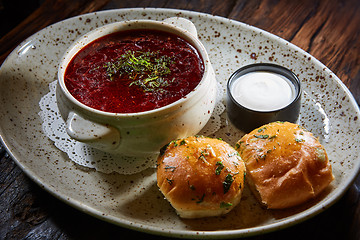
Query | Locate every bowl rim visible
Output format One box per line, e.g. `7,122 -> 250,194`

227,63 -> 302,114
57,19 -> 212,117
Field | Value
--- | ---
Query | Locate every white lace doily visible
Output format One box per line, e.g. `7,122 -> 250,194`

38,81 -> 225,174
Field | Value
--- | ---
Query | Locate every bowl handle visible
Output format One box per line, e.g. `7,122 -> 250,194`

163,17 -> 198,37
66,112 -> 121,151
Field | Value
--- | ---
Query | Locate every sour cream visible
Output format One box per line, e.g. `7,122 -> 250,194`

230,71 -> 296,112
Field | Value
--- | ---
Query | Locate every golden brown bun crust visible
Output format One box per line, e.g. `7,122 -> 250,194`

236,122 -> 334,209
157,136 -> 246,218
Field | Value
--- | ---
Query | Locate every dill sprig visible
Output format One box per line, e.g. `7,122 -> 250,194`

102,50 -> 174,92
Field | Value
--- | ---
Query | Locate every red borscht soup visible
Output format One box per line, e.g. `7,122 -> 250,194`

64,29 -> 204,113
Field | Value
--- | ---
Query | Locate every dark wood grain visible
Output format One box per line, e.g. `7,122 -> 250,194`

0,0 -> 359,239
0,0 -> 110,64
230,0 -> 360,104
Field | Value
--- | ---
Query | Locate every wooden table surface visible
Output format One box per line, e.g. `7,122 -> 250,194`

1,0 -> 359,239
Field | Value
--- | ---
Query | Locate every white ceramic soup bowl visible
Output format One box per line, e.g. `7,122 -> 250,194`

56,18 -> 217,156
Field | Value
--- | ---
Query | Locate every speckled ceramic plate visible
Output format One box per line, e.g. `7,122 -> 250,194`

0,8 -> 359,239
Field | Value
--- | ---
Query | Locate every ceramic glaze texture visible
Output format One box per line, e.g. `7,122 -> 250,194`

0,9 -> 359,239
57,18 -> 217,156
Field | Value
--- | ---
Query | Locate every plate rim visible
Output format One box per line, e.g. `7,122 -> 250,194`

1,7 -> 360,239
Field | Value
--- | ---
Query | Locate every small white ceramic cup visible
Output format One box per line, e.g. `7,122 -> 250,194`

56,17 -> 217,157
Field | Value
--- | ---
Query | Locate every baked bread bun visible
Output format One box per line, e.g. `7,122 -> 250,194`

157,135 -> 246,218
236,121 -> 334,209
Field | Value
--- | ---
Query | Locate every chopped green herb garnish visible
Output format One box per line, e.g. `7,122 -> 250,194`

228,152 -> 239,157
257,127 -> 267,133
223,174 -> 234,194
198,146 -> 213,164
164,165 -> 176,172
295,138 -> 305,143
198,153 -> 209,165
103,50 -> 174,92
268,135 -> 277,140
220,202 -> 233,208
196,193 -> 205,203
254,134 -> 269,139
215,161 -> 224,175
166,178 -> 174,185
